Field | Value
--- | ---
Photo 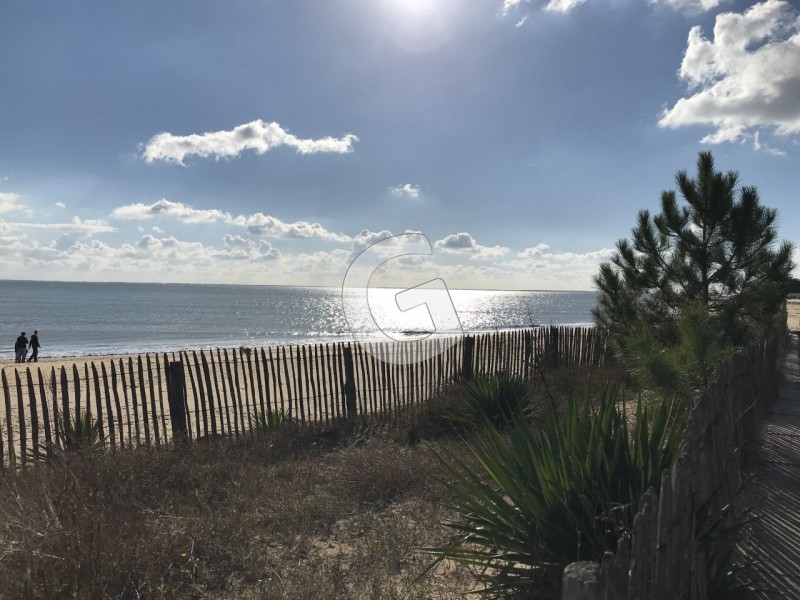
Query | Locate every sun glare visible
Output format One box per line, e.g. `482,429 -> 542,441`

380,0 -> 456,53
397,0 -> 436,18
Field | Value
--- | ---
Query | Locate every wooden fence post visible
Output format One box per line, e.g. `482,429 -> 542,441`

343,345 -> 357,418
166,361 -> 188,442
562,561 -> 599,600
462,336 -> 475,381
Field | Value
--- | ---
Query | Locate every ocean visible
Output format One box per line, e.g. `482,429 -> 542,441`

0,280 -> 597,360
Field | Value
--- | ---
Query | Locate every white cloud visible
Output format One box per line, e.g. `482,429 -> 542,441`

233,213 -> 351,242
435,232 -> 509,260
659,0 -> 800,150
501,0 -> 584,16
651,0 -> 724,14
389,183 -> 421,199
543,0 -> 586,13
112,199 -> 230,223
55,202 -> 66,209
152,225 -> 165,234
3,217 -> 116,234
221,234 -> 281,261
111,199 -> 352,243
516,243 -> 614,264
0,192 -> 28,215
352,228 -> 394,252
753,130 -> 787,156
142,119 -> 359,165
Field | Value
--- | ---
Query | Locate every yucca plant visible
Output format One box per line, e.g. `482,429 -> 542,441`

451,373 -> 529,428
250,409 -> 289,432
424,384 -> 685,597
57,412 -> 103,452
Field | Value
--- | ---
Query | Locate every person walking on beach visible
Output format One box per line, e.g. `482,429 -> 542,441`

27,330 -> 40,362
14,332 -> 28,363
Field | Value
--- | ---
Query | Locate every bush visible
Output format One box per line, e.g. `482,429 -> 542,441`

424,383 -> 685,598
452,373 -> 529,428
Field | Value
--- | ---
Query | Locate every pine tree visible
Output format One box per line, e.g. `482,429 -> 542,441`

594,151 -> 794,355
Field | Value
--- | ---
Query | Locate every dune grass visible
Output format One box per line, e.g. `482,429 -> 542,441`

0,362 -> 623,599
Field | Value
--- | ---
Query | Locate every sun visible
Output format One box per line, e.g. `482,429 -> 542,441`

383,0 -> 440,20
379,0 -> 456,53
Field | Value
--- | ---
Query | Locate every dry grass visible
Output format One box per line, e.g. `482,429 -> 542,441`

0,362 -> 621,599
0,420 -> 476,599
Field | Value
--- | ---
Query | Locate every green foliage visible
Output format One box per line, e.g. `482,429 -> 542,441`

58,413 -> 102,452
250,409 -> 289,432
696,492 -> 758,600
594,151 -> 794,355
424,384 -> 685,597
451,373 -> 529,427
623,302 -> 734,404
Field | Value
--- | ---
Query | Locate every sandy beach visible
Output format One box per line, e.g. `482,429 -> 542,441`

2,353 -> 143,377
788,300 -> 800,332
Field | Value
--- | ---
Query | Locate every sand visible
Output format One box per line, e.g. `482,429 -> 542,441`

2,353 -> 139,377
788,301 -> 800,332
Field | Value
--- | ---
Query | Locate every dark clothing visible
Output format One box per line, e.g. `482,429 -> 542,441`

27,334 -> 40,362
14,335 -> 28,363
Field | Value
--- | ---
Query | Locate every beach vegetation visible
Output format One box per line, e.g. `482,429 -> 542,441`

249,408 -> 289,431
423,382 -> 684,597
594,151 -> 793,371
450,372 -> 529,428
58,412 -> 103,452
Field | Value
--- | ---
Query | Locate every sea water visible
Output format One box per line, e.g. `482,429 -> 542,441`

0,280 -> 597,359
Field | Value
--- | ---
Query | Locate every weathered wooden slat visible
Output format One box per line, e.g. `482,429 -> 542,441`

292,346 -> 304,423
190,351 -> 209,438
200,351 -> 218,436
136,356 -> 151,445
307,345 -> 318,420
1,371 -> 12,466
342,344 -> 357,418
355,343 -> 368,415
215,349 -> 232,436
119,358 -> 136,446
60,367 -> 70,449
315,345 -> 325,421
274,346 -> 287,420
245,348 -> 258,424
103,362 -> 123,448
89,362 -> 105,445
222,349 -> 241,436
182,351 -> 202,439
155,354 -> 168,441
325,344 -> 338,420
14,370 -> 27,464
38,369 -> 52,456
280,346 -> 294,421
319,344 -> 331,422
90,363 -> 108,446
72,364 -> 82,424
232,349 -> 247,432
49,367 -> 59,454
26,369 -> 39,460
254,348 -> 267,420
145,356 -> 160,446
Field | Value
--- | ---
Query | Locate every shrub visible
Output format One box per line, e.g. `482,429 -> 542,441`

424,384 -> 685,597
58,412 -> 103,452
250,408 -> 289,432
451,373 -> 529,428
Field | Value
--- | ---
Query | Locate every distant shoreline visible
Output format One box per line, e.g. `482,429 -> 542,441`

0,323 -> 599,369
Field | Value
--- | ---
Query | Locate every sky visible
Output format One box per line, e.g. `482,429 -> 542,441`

0,0 -> 798,291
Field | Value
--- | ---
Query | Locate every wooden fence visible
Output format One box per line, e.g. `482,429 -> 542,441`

562,330 -> 783,600
0,326 -> 606,466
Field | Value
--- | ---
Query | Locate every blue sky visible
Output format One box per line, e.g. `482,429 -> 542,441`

1,0 -> 798,290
